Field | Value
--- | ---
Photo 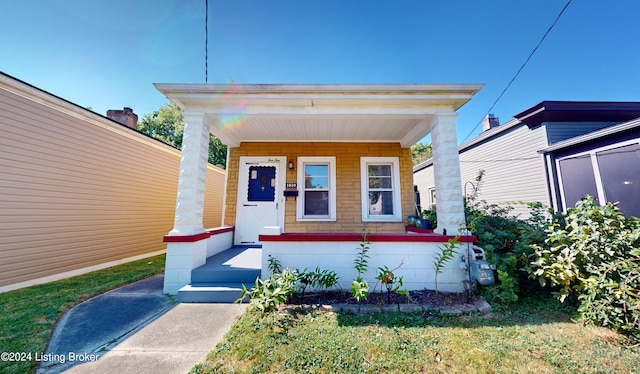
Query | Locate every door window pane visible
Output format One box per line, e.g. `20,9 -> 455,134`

558,155 -> 598,208
596,144 -> 640,217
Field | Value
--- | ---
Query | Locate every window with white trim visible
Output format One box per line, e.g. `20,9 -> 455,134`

360,157 -> 402,222
297,157 -> 336,221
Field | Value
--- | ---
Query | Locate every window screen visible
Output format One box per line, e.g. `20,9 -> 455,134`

596,144 -> 640,217
558,155 -> 598,208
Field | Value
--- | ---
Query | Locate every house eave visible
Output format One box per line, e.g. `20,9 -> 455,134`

515,101 -> 640,129
154,83 -> 483,147
539,116 -> 640,154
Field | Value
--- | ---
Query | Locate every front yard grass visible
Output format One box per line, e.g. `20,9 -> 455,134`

192,294 -> 640,374
0,254 -> 165,374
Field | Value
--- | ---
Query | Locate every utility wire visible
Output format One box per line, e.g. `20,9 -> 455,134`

460,0 -> 573,144
205,0 -> 209,83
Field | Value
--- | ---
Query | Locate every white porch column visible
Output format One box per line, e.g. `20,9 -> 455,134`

164,112 -> 211,295
171,112 -> 211,235
431,112 -> 466,235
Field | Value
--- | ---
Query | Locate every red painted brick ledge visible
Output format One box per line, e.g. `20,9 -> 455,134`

259,232 -> 476,243
163,226 -> 235,242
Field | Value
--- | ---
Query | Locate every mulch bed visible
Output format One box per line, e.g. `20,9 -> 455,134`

288,289 -> 478,308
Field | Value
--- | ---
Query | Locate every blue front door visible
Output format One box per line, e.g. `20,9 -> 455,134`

236,161 -> 281,244
247,166 -> 276,202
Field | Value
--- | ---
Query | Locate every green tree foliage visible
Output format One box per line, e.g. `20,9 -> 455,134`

528,196 -> 640,339
137,102 -> 228,167
411,142 -> 432,165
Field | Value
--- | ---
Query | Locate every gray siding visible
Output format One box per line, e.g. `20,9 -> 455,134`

459,124 -> 549,217
414,123 -> 550,218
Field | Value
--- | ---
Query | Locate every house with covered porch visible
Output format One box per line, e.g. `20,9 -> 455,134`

155,83 -> 482,302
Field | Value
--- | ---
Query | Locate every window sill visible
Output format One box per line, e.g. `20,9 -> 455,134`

296,217 -> 337,222
362,217 -> 403,223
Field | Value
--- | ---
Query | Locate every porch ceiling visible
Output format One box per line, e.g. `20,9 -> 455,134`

154,83 -> 483,147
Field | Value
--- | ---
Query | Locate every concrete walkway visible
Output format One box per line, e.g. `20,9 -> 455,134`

38,275 -> 247,374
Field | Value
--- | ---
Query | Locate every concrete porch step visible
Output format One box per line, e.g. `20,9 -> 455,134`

191,267 -> 261,283
191,246 -> 262,283
178,283 -> 253,303
180,246 -> 262,303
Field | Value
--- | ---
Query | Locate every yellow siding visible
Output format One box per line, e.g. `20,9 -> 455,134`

0,80 -> 226,289
225,142 -> 413,233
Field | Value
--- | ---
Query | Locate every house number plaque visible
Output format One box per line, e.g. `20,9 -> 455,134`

286,183 -> 297,188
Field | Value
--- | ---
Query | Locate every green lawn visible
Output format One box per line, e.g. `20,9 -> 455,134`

192,295 -> 640,374
0,254 -> 165,374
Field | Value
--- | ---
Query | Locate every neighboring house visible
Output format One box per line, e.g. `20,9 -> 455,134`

0,72 -> 226,292
414,101 -> 640,218
540,117 -> 640,217
155,83 -> 483,298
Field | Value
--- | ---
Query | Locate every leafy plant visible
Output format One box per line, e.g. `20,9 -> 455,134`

350,278 -> 370,303
351,227 -> 371,302
237,269 -> 297,314
527,196 -> 640,339
296,267 -> 340,298
433,237 -> 458,294
420,209 -> 437,228
267,254 -> 282,274
375,264 -> 409,304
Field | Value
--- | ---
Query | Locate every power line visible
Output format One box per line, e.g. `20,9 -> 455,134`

460,0 -> 573,144
205,0 -> 209,83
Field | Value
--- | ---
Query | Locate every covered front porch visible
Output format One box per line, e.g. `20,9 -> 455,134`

156,83 -> 483,297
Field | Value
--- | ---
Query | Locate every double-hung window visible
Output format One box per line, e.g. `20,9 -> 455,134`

297,157 -> 336,221
360,157 -> 402,221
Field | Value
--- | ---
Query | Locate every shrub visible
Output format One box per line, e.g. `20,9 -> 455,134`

464,172 -> 557,303
528,196 -> 640,339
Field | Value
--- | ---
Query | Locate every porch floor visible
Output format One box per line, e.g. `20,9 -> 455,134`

179,245 -> 262,303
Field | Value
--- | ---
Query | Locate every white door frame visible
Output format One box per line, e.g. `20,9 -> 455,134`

235,156 -> 286,244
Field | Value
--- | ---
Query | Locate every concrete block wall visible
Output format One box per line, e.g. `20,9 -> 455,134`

262,240 -> 469,293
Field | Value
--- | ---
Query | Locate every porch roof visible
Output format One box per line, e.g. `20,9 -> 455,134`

154,83 -> 482,147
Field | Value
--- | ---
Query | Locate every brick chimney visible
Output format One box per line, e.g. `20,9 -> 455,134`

481,114 -> 500,131
107,107 -> 138,130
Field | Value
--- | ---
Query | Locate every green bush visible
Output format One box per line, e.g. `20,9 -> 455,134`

528,196 -> 640,339
238,269 -> 297,314
464,172 -> 557,303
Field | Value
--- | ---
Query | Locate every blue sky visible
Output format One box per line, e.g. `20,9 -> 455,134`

2,0 -> 639,144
